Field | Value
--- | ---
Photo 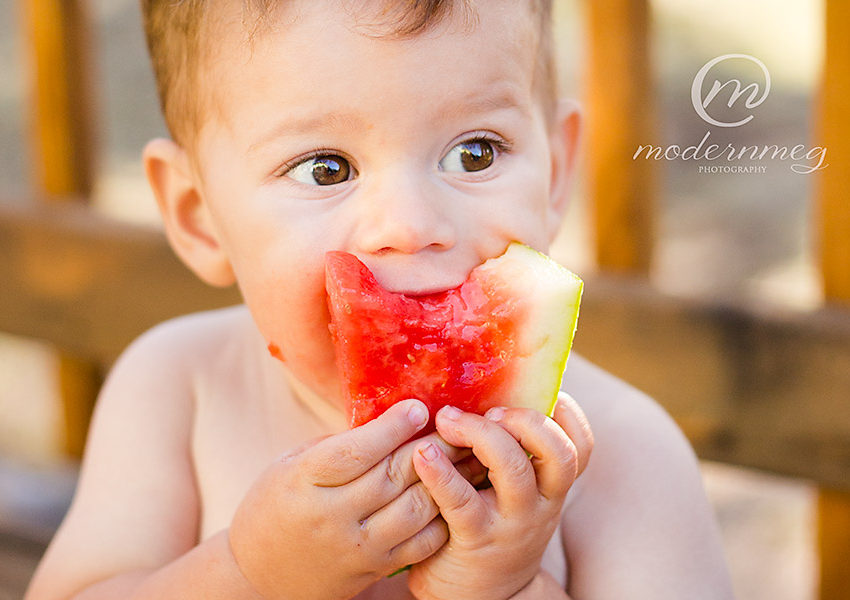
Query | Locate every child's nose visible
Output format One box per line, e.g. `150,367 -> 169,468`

352,169 -> 457,256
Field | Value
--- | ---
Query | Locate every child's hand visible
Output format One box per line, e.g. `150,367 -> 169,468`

408,393 -> 593,600
228,399 -> 472,600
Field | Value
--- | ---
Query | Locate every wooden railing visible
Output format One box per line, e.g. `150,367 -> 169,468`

4,0 -> 849,597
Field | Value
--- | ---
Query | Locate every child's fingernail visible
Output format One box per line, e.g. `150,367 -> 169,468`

440,405 -> 461,421
418,443 -> 439,462
408,402 -> 428,428
486,407 -> 505,422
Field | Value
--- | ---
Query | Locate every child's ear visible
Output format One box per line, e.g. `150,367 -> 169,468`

143,138 -> 235,287
546,99 -> 582,242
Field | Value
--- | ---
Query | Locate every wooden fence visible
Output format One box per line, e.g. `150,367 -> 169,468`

3,0 -> 849,597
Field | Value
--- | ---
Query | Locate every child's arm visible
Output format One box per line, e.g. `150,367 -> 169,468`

24,325 -> 268,600
557,367 -> 736,599
24,323 -> 455,600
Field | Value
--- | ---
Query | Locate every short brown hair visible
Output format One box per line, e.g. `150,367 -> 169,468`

141,1 -> 555,148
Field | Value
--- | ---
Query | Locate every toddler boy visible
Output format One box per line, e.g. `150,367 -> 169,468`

27,1 -> 734,598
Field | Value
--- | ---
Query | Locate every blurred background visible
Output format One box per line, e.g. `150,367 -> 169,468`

2,0 -> 848,598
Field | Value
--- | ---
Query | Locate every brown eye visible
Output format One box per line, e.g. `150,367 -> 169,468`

285,154 -> 353,186
439,139 -> 496,173
311,156 -> 350,185
460,141 -> 494,171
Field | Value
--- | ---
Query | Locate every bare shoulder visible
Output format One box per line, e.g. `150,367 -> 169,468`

25,306 -> 253,600
119,304 -> 257,371
561,353 -> 691,467
76,304 -> 258,433
559,354 -> 735,599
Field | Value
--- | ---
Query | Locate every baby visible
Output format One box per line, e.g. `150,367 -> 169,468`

26,1 -> 735,599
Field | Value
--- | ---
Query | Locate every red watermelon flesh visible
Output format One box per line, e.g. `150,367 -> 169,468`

325,242 -> 583,433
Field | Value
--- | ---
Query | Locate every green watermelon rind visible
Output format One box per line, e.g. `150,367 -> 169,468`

475,243 -> 583,418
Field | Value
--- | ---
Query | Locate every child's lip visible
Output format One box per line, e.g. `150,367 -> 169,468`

392,282 -> 464,296
371,274 -> 468,297
349,251 -> 481,296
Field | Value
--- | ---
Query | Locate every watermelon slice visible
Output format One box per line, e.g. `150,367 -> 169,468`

325,242 -> 583,433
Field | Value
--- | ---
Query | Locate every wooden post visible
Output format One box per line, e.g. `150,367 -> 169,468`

818,0 -> 850,307
21,0 -> 100,458
816,1 -> 850,598
584,0 -> 654,275
22,0 -> 95,196
819,489 -> 850,600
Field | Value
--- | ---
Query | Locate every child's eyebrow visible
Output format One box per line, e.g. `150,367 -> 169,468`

438,86 -> 529,122
246,85 -> 527,156
247,111 -> 366,156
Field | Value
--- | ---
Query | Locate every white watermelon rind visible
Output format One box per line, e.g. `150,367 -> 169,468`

476,243 -> 583,417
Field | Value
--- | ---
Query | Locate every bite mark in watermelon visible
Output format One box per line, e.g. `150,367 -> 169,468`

325,242 -> 583,433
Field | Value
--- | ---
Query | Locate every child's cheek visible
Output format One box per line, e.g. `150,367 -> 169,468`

243,259 -> 342,400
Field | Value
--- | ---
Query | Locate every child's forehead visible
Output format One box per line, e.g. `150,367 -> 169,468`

206,1 -> 540,87
194,0 -> 547,148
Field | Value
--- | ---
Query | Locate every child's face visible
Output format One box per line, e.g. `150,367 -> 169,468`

173,1 -> 576,406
